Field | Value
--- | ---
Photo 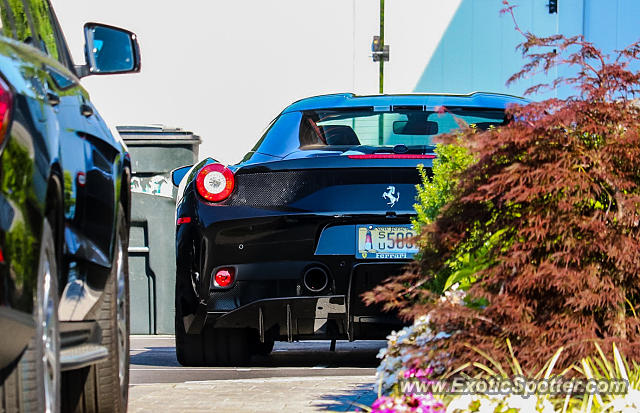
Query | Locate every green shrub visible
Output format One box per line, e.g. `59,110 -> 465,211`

413,141 -> 474,233
412,141 -> 492,296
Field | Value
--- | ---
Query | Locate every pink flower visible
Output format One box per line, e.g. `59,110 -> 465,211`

370,393 -> 445,413
403,367 -> 435,383
371,396 -> 397,413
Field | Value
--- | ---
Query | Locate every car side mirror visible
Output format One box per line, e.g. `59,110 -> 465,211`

171,165 -> 193,187
76,23 -> 141,78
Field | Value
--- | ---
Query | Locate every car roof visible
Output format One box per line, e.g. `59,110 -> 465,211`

282,92 -> 528,113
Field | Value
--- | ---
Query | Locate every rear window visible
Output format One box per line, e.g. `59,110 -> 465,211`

253,107 -> 506,157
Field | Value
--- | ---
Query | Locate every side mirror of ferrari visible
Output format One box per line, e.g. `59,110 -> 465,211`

171,165 -> 192,187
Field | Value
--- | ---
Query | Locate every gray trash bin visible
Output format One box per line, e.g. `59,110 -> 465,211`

118,125 -> 201,334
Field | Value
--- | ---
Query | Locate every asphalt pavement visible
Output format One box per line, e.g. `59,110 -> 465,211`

128,335 -> 385,412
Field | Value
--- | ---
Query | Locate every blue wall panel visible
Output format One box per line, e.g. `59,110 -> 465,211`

414,0 -> 640,101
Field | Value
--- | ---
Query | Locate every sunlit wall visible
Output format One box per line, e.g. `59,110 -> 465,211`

52,0 -> 640,164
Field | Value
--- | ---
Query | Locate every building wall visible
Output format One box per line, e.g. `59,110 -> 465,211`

52,0 -> 640,164
412,0 -> 640,98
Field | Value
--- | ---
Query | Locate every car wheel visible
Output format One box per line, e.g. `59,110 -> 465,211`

1,218 -> 60,413
62,206 -> 129,413
174,288 -> 204,366
175,300 -> 250,366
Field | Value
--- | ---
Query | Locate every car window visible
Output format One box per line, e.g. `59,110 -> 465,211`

23,0 -> 58,60
0,0 -> 35,44
252,107 -> 506,158
314,108 -> 506,147
0,1 -> 16,39
251,112 -> 303,157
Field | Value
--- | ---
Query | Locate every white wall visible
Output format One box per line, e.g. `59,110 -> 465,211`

52,1 -> 640,165
385,0 -> 462,93
51,0 -> 461,165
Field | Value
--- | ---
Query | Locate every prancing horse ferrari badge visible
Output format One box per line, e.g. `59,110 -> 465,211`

382,186 -> 399,207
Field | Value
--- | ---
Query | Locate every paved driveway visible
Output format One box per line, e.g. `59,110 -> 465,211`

128,336 -> 383,412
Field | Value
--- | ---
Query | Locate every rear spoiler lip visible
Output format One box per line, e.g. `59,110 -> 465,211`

346,154 -> 436,160
232,155 -> 435,174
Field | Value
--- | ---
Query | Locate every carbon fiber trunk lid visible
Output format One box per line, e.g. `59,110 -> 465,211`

228,167 -> 422,211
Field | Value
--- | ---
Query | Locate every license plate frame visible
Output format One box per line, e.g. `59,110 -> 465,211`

355,224 -> 418,259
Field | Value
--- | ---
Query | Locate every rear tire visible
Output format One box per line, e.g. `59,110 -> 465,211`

1,219 -> 60,413
61,206 -> 129,413
175,301 -> 250,366
174,298 -> 203,367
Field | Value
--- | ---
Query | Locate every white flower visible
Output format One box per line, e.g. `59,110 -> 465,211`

475,396 -> 499,413
446,394 -> 557,413
606,388 -> 640,412
537,398 -> 555,413
504,394 -> 537,412
434,331 -> 451,340
446,394 -> 475,412
446,394 -> 501,413
442,286 -> 466,305
375,313 -> 451,393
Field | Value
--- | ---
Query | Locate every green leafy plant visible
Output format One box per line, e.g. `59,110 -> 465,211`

572,343 -> 640,412
413,141 -> 475,233
446,339 -> 567,411
444,342 -> 640,413
450,339 -> 568,381
412,141 -> 500,297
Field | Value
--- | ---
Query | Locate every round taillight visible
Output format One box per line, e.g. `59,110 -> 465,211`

214,267 -> 235,288
196,163 -> 235,202
0,76 -> 13,148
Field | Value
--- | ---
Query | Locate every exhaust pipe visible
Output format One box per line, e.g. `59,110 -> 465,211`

302,267 -> 329,293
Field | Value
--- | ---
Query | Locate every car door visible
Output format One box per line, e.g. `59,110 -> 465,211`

27,0 -> 117,268
0,0 -> 61,316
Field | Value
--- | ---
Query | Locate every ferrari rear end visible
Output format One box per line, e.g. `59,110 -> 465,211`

173,92 -> 526,365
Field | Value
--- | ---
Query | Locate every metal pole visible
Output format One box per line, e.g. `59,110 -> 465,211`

379,0 -> 385,94
378,0 -> 385,144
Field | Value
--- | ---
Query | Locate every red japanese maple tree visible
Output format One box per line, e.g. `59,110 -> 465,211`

365,4 -> 640,368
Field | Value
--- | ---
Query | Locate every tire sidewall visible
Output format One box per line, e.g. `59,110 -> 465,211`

112,208 -> 130,412
35,219 -> 60,413
95,207 -> 130,413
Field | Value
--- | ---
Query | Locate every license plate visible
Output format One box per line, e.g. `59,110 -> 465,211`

356,224 -> 418,259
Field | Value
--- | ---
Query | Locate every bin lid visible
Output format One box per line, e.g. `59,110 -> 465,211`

117,125 -> 202,146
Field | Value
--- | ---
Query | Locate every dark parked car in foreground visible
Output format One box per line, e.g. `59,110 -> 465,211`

172,92 -> 527,366
0,1 -> 140,411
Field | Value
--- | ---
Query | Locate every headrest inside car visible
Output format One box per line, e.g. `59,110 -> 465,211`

322,125 -> 361,146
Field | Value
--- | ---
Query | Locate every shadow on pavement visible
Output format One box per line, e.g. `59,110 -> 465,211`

130,340 -> 385,368
314,382 -> 378,412
130,347 -> 181,367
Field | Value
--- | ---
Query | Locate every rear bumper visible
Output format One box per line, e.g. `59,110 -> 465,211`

190,260 -> 409,341
212,295 -> 347,341
176,200 -> 415,340
210,294 -> 403,341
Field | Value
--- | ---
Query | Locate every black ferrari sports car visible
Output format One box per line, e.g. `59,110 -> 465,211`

172,92 -> 527,366
0,1 -> 139,411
